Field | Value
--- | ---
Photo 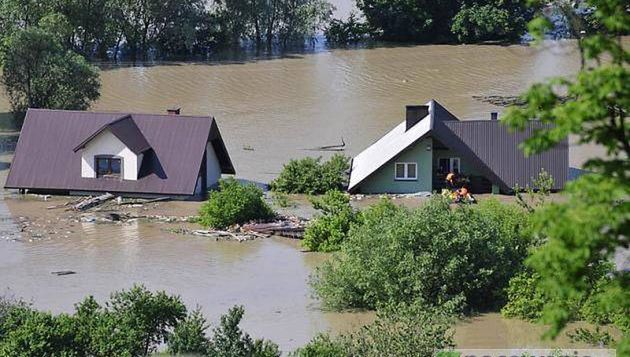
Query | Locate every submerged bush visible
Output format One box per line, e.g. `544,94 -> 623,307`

199,178 -> 275,229
0,286 -> 280,357
293,301 -> 456,357
168,308 -> 211,355
302,190 -> 357,252
269,154 -> 350,195
208,305 -> 280,357
312,197 -> 530,311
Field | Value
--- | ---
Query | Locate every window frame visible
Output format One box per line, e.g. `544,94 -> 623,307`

449,157 -> 461,174
95,155 -> 123,179
394,162 -> 418,181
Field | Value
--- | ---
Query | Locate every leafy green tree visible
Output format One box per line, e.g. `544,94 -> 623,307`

302,190 -> 357,252
451,1 -> 532,43
167,308 -> 211,355
312,197 -> 530,310
0,27 -> 100,123
270,154 -> 350,194
208,305 -> 280,357
501,0 -> 629,352
356,0 -> 460,42
199,178 -> 275,229
325,12 -> 372,45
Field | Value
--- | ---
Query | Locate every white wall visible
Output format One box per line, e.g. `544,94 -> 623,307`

80,130 -> 142,181
206,142 -> 222,188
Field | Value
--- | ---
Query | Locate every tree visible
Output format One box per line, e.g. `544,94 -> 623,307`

451,1 -> 533,43
0,27 -> 100,123
302,190 -> 357,252
501,0 -> 629,352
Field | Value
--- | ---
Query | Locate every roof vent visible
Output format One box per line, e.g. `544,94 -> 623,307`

490,112 -> 498,121
167,107 -> 181,115
406,105 -> 429,131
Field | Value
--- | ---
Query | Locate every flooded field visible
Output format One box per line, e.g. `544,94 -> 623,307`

0,39 -> 613,352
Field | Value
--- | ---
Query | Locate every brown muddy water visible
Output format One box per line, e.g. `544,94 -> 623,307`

0,41 -> 612,352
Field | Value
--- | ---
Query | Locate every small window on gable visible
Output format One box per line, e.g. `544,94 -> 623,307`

96,157 -> 122,179
395,162 -> 417,181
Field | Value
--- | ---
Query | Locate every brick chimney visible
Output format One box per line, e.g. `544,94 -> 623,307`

167,107 -> 181,115
406,105 -> 429,131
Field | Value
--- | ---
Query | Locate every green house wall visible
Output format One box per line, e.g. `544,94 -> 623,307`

357,137 -> 433,194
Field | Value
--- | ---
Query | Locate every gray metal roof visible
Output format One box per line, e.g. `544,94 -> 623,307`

349,100 -> 568,193
439,120 -> 568,191
6,109 -> 235,196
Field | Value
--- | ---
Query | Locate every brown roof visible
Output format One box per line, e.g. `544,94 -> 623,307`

73,114 -> 151,154
5,109 -> 235,196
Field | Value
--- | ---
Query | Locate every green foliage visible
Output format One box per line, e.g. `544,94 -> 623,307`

325,13 -> 373,45
501,2 -> 629,351
208,305 -> 280,357
568,326 -> 615,347
199,178 -> 275,229
269,154 -> 350,195
451,2 -> 531,43
294,301 -> 456,357
302,190 -> 357,252
514,169 -> 554,213
0,27 -> 100,122
167,308 -> 211,355
501,271 -> 547,321
0,288 -> 281,357
312,197 -> 530,311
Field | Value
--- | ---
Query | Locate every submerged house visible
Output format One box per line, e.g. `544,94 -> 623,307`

348,100 -> 568,194
5,109 -> 235,199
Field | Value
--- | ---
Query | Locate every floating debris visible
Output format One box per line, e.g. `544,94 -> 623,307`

51,271 -> 76,276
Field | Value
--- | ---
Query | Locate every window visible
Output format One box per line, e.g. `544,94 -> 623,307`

394,162 -> 417,180
438,157 -> 460,174
95,157 -> 122,178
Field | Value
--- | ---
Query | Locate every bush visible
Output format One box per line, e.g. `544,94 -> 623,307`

294,301 -> 456,357
199,178 -> 275,229
269,154 -> 350,195
500,271 -> 547,321
0,287 -> 281,357
325,13 -> 373,45
302,190 -> 357,252
208,305 -> 280,357
167,308 -> 211,355
312,197 -> 530,311
450,3 -> 531,43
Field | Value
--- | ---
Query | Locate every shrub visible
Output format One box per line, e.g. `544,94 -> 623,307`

302,190 -> 357,252
312,197 -> 530,311
325,12 -> 373,45
294,301 -> 456,357
208,305 -> 280,357
269,154 -> 350,195
199,178 -> 275,229
501,271 -> 547,321
167,308 -> 211,355
451,3 -> 530,43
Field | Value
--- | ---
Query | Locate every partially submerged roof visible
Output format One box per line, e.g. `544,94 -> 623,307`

73,114 -> 151,154
348,100 -> 568,192
6,109 -> 235,196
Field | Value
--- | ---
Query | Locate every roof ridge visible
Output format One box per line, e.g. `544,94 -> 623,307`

27,108 -> 213,120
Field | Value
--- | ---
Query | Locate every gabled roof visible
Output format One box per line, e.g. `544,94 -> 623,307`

6,109 -> 235,196
348,100 -> 446,191
73,114 -> 151,154
348,100 -> 568,192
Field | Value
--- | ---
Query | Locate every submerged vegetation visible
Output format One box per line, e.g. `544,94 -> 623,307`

270,154 -> 350,195
0,286 -> 279,357
312,197 -> 530,311
302,190 -> 357,252
199,178 -> 275,229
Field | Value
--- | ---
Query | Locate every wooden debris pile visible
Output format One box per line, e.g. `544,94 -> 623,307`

241,216 -> 306,239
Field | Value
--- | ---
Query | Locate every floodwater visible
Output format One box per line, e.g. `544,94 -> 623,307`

0,40 -> 613,352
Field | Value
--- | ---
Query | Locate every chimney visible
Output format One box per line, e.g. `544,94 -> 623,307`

167,107 -> 181,115
406,105 -> 429,131
490,112 -> 498,121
